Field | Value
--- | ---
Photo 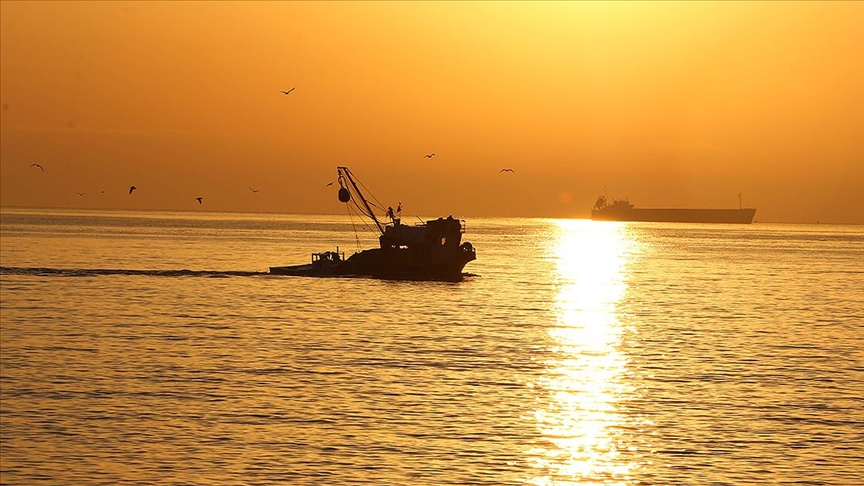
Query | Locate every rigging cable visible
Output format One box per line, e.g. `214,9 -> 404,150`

338,167 -> 389,235
352,202 -> 379,236
346,204 -> 362,253
345,203 -> 379,252
355,177 -> 387,213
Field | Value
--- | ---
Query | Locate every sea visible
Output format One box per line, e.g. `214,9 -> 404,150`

1,207 -> 862,485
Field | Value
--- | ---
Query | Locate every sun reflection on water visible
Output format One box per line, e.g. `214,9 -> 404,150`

529,220 -> 642,486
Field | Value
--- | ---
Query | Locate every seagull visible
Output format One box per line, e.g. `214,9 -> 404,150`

500,168 -> 515,173
325,181 -> 334,186
280,88 -> 296,95
75,192 -> 85,196
31,163 -> 44,171
129,185 -> 137,194
195,197 -> 203,204
249,187 -> 260,193
424,153 -> 435,158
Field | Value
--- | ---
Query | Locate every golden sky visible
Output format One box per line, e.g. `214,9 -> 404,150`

1,1 -> 862,222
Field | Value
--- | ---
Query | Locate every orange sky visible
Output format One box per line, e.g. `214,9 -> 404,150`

1,1 -> 862,223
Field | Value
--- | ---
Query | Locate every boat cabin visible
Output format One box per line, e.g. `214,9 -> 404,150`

379,216 -> 466,251
312,250 -> 344,264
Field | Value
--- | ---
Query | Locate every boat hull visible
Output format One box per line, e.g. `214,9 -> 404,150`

591,207 -> 756,224
269,260 -> 352,277
270,246 -> 476,281
345,247 -> 475,281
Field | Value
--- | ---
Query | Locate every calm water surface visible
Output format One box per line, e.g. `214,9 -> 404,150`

1,207 -> 863,485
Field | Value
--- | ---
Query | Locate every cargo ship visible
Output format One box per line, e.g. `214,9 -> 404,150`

591,195 -> 756,224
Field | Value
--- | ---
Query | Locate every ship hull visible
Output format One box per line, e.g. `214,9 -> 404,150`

345,247 -> 476,281
269,261 -> 350,277
591,208 -> 756,224
270,246 -> 476,281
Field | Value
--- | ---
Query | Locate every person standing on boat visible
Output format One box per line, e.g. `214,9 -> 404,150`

386,206 -> 395,222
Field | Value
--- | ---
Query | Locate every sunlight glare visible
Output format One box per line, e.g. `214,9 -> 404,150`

529,220 -> 640,485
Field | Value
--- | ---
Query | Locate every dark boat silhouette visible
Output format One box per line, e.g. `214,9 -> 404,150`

591,194 -> 756,224
270,249 -> 348,277
270,166 -> 477,280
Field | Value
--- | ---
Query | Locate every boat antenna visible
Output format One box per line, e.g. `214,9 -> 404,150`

738,192 -> 742,210
337,166 -> 385,235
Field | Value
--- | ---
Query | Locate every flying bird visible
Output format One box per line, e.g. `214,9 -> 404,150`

280,88 -> 296,95
195,197 -> 203,204
31,163 -> 44,171
424,153 -> 435,158
129,185 -> 137,194
500,168 -> 515,173
249,187 -> 260,193
325,181 -> 334,186
75,192 -> 85,196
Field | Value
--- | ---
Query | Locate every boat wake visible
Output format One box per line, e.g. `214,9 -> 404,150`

0,266 -> 269,278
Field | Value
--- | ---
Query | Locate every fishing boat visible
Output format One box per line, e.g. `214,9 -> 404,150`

269,166 -> 477,280
591,194 -> 756,224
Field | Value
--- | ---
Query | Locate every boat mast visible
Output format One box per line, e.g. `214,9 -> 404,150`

338,166 -> 385,235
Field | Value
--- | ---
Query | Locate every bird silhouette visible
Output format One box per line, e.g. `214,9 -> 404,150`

280,88 -> 296,95
31,163 -> 44,171
249,187 -> 260,193
500,168 -> 515,173
129,185 -> 137,194
424,153 -> 435,158
195,197 -> 203,204
325,181 -> 334,186
75,192 -> 85,196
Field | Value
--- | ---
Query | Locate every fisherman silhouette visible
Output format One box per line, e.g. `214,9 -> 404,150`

386,206 -> 395,221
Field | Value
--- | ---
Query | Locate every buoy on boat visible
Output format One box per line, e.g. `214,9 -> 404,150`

338,187 -> 350,203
